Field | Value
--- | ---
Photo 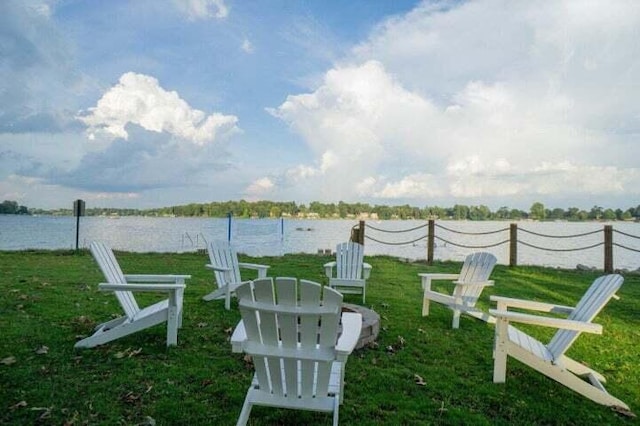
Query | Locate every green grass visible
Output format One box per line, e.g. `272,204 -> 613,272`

0,250 -> 638,425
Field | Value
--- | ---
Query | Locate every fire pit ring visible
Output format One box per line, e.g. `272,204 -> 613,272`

341,303 -> 380,349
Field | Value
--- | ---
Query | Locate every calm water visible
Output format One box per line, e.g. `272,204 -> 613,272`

1,215 -> 639,270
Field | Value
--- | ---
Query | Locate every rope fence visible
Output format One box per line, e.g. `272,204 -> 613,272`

353,220 -> 640,272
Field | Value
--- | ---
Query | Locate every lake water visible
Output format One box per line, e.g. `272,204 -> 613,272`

1,215 -> 639,270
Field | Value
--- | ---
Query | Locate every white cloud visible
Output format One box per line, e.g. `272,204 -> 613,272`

265,0 -> 640,206
78,72 -> 239,146
245,177 -> 274,198
174,0 -> 228,20
241,38 -> 254,54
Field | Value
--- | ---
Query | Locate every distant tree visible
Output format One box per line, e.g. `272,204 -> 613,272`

468,205 -> 491,220
269,206 -> 281,218
530,202 -> 546,220
495,206 -> 510,219
452,204 -> 469,220
548,208 -> 566,220
589,205 -> 604,220
509,209 -> 524,220
602,209 -> 616,221
0,200 -> 29,215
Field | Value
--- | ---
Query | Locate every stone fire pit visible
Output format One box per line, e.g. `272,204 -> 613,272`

342,303 -> 380,349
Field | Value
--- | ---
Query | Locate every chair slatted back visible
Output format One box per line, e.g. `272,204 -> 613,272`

457,252 -> 497,301
90,241 -> 139,319
548,274 -> 623,359
236,278 -> 343,399
335,242 -> 364,280
208,241 -> 242,288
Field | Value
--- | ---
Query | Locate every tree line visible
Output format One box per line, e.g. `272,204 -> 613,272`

15,199 -> 640,221
0,200 -> 29,215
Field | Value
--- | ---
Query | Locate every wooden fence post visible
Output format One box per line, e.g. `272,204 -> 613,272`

351,220 -> 365,245
604,225 -> 613,273
509,223 -> 518,267
427,219 -> 435,265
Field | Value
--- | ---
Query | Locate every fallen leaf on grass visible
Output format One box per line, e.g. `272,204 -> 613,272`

414,374 -> 426,386
397,335 -> 406,347
35,345 -> 49,355
30,406 -> 52,420
243,354 -> 253,368
122,392 -> 140,404
137,415 -> 156,426
74,315 -> 93,325
114,349 -> 129,359
197,322 -> 208,328
129,348 -> 143,358
224,327 -> 233,335
1,356 -> 17,365
63,410 -> 79,426
10,400 -> 27,409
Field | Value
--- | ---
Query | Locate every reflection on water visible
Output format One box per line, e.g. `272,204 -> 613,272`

1,215 -> 638,270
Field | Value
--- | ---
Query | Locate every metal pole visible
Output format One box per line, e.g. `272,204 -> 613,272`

227,212 -> 232,242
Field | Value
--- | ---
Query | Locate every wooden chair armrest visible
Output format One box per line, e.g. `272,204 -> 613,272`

419,273 -> 460,290
489,309 -> 602,334
205,264 -> 231,273
336,312 -> 362,357
362,263 -> 372,279
418,273 -> 460,280
490,295 -> 574,314
324,261 -> 337,278
124,274 -> 190,284
452,279 -> 494,287
238,263 -> 270,278
231,320 -> 247,353
99,283 -> 186,292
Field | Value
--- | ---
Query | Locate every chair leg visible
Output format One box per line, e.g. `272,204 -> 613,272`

225,285 -> 232,310
422,296 -> 430,317
166,304 -> 179,347
333,396 -> 340,426
493,318 -> 508,383
236,391 -> 253,426
451,309 -> 461,329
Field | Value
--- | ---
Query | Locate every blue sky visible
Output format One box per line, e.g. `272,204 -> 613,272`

1,0 -> 639,210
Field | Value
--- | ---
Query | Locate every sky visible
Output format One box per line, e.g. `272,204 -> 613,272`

1,0 -> 639,211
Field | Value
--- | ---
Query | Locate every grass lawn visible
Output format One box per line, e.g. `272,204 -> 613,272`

0,249 -> 638,425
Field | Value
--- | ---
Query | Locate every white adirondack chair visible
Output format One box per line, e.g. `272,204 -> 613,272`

203,240 -> 270,310
491,274 -> 628,410
419,252 -> 497,328
231,277 -> 362,426
75,241 -> 190,348
324,241 -> 372,304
